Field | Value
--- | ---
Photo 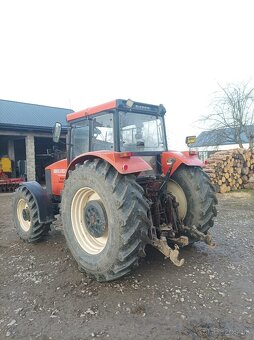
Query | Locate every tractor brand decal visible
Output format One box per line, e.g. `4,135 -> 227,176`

53,169 -> 66,174
133,104 -> 151,111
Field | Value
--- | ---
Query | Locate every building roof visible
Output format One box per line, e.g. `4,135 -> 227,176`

194,125 -> 254,147
0,99 -> 74,132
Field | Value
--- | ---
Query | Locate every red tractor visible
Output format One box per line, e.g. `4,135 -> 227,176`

13,99 -> 217,281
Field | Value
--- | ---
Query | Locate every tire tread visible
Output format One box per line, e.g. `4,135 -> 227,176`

61,160 -> 151,282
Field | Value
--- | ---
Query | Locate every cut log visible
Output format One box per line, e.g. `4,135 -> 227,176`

205,148 -> 254,193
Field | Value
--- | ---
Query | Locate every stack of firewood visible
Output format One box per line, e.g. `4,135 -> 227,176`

204,149 -> 254,193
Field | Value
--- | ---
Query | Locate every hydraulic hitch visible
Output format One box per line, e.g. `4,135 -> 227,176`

152,236 -> 184,267
182,225 -> 216,248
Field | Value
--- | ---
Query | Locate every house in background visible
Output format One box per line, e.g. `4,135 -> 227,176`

193,126 -> 254,161
0,99 -> 73,182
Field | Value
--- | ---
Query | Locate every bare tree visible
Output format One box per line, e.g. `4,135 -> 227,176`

200,81 -> 254,148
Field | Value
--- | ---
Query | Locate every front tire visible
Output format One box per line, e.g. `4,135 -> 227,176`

61,159 -> 151,282
168,165 -> 217,242
13,186 -> 51,242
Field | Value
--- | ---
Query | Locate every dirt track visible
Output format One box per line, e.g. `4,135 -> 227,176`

0,192 -> 254,339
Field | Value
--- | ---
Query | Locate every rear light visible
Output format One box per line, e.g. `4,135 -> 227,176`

119,152 -> 132,158
122,164 -> 128,171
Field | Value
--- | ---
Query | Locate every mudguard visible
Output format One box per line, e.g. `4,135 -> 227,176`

161,151 -> 204,175
18,181 -> 54,224
66,151 -> 152,177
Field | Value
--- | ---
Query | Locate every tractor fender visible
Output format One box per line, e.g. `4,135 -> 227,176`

66,151 -> 152,177
18,181 -> 54,224
161,151 -> 204,175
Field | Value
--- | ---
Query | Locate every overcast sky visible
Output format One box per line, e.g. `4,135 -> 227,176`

1,0 -> 254,150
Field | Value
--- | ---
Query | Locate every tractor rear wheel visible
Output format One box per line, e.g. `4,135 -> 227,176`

61,159 -> 151,282
168,165 -> 217,243
13,186 -> 51,242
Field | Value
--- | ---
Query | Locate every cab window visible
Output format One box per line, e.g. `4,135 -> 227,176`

91,114 -> 114,151
71,120 -> 89,159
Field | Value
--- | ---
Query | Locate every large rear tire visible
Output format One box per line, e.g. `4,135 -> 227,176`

168,165 -> 217,242
61,159 -> 151,282
13,186 -> 51,242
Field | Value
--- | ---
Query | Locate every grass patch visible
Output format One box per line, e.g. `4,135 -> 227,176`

227,188 -> 254,199
239,188 -> 254,196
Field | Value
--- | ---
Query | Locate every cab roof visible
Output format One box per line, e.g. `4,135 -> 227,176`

66,99 -> 166,122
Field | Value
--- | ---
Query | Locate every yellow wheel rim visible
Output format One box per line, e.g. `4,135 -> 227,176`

71,187 -> 108,255
17,198 -> 31,231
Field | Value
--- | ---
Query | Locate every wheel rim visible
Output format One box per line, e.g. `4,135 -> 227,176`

17,198 -> 31,231
71,187 -> 108,255
167,180 -> 187,220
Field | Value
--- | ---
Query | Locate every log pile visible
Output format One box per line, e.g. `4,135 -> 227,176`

204,149 -> 254,193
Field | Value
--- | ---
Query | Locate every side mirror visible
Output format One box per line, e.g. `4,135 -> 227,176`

53,122 -> 62,143
185,135 -> 196,147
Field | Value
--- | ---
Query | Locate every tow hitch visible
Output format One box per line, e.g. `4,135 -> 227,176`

152,236 -> 185,267
151,225 -> 215,267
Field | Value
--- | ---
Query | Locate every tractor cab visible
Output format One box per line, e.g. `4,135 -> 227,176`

65,99 -> 168,162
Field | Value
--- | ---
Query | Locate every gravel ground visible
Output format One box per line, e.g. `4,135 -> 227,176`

0,191 -> 254,339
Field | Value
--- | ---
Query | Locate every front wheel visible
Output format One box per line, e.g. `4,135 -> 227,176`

168,165 -> 217,243
13,186 -> 51,242
61,159 -> 151,282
